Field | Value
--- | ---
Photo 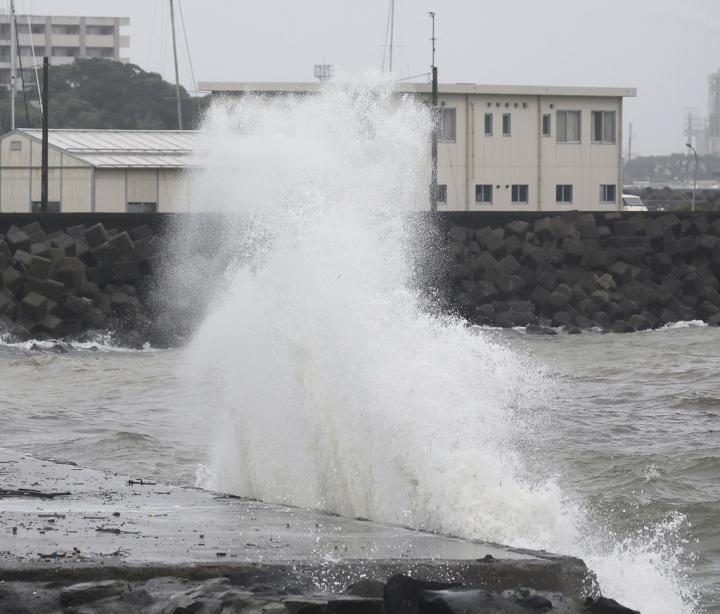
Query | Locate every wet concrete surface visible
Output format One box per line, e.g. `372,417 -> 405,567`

0,448 -> 595,610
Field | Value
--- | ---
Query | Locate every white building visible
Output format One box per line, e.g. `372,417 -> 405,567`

0,129 -> 191,213
201,81 -> 636,211
0,12 -> 130,86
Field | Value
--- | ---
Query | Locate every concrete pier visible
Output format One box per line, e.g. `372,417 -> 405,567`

0,449 -> 607,612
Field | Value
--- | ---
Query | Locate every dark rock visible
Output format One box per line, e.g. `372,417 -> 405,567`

383,575 -> 458,614
5,225 -> 31,252
59,579 -> 128,606
418,588 -> 526,614
85,222 -> 110,248
344,579 -> 386,598
2,267 -> 24,295
20,291 -> 47,319
584,595 -> 640,613
526,324 -> 557,335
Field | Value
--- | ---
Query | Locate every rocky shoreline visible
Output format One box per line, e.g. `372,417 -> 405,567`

445,212 -> 720,333
0,449 -> 639,613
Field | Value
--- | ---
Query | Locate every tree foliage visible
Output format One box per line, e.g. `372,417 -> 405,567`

0,58 -> 209,133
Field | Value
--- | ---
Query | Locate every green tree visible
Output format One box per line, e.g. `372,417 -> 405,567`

0,58 -> 208,133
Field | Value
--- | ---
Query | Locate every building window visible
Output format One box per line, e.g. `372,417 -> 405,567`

592,111 -> 616,143
475,184 -> 493,204
557,110 -> 581,143
31,201 -> 61,213
542,114 -> 551,137
511,184 -> 528,204
502,113 -> 511,136
439,108 -> 456,142
9,140 -> 22,151
600,184 -> 616,204
127,202 -> 158,213
484,113 -> 493,136
86,47 -> 115,58
86,25 -> 114,36
52,25 -> 80,35
52,47 -> 80,58
556,184 -> 573,204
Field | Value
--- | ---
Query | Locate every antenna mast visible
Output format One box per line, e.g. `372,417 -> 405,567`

10,0 -> 16,130
429,11 -> 438,212
169,0 -> 183,130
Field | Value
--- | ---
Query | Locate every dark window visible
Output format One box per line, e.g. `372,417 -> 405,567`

439,108 -> 456,142
434,185 -> 447,204
31,201 -> 61,213
600,184 -> 616,203
127,202 -> 158,213
502,113 -> 511,136
9,140 -> 22,151
591,111 -> 616,143
556,184 -> 573,204
511,184 -> 528,204
475,184 -> 493,204
484,113 -> 493,136
542,114 -> 551,136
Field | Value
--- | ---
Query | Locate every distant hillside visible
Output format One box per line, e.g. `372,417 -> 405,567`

625,153 -> 720,185
0,58 -> 209,133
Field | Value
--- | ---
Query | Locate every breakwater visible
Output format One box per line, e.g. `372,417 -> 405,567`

441,211 -> 720,332
0,214 -> 164,347
2,211 -> 720,346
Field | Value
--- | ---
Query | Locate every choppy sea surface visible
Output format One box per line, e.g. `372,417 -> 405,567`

1,325 -> 718,613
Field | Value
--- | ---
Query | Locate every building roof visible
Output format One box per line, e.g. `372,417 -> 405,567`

199,81 -> 637,98
15,129 -> 195,168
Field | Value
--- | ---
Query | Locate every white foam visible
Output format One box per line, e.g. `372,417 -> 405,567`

181,80 -> 699,613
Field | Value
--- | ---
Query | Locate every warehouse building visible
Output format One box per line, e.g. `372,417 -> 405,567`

0,12 -> 129,85
0,129 -> 192,213
201,81 -> 636,211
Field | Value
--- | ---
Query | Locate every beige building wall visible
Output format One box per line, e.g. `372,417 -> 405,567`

436,92 -> 623,212
159,169 -> 190,212
95,169 -> 127,213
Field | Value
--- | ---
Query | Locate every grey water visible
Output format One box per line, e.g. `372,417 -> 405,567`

1,325 -> 718,613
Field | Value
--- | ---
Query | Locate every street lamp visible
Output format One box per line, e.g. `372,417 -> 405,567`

686,142 -> 698,212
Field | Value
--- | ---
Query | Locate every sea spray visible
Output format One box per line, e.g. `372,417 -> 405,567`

179,80 -> 699,614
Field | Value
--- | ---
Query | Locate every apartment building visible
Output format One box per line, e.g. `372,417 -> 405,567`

0,12 -> 129,85
200,81 -> 636,211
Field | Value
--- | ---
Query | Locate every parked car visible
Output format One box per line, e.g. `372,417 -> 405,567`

622,194 -> 648,211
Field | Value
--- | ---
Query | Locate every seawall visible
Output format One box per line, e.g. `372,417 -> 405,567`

438,211 -> 720,332
2,211 -> 720,347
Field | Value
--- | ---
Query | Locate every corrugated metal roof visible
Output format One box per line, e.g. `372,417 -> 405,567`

17,129 -> 197,168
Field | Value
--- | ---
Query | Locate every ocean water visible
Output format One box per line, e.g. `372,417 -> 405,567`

1,328 -> 717,612
2,82 -> 718,613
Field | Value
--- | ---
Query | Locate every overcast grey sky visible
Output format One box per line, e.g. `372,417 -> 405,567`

13,0 -> 720,155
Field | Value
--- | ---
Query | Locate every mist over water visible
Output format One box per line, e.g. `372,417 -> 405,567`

180,81 -> 700,613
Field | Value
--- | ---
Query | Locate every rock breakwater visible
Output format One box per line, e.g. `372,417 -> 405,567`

0,219 -> 162,347
445,212 -> 720,332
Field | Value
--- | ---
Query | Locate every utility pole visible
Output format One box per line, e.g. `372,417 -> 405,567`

429,11 -> 438,212
686,142 -> 698,212
10,0 -> 16,130
169,0 -> 183,130
41,57 -> 48,213
628,122 -> 632,164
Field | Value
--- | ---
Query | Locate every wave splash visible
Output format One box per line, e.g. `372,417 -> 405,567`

182,80 -> 699,614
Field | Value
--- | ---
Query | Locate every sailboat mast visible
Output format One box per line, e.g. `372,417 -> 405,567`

169,0 -> 183,130
10,0 -> 16,130
388,0 -> 395,73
